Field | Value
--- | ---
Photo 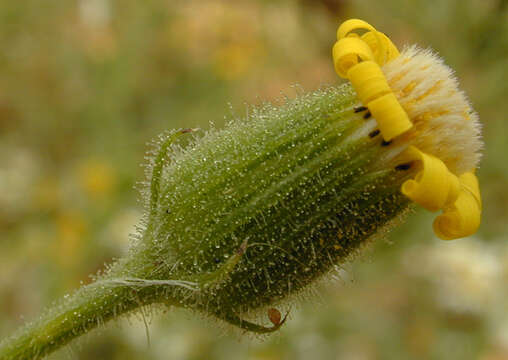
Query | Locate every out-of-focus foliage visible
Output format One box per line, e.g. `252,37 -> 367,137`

0,0 -> 507,359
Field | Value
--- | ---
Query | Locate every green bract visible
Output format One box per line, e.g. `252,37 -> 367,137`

0,84 -> 414,360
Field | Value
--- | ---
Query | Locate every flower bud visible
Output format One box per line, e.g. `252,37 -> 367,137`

0,21 -> 483,360
118,45 -> 481,333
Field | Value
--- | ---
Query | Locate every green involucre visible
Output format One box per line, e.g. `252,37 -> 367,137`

0,84 -> 414,360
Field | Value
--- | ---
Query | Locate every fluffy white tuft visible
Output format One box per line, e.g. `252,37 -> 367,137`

382,46 -> 482,174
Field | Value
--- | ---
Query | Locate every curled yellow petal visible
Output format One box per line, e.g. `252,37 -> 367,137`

433,172 -> 481,240
336,19 -> 388,65
367,93 -> 413,141
361,31 -> 400,65
458,172 -> 482,210
401,147 -> 461,212
347,61 -> 391,104
336,18 -> 377,40
332,38 -> 375,78
333,20 -> 408,141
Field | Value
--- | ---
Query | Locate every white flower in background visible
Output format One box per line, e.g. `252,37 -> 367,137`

78,0 -> 111,29
0,146 -> 40,216
404,238 -> 503,313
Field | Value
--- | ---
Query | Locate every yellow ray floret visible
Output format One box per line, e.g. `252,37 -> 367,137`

361,31 -> 400,64
401,146 -> 461,212
336,19 -> 377,40
433,172 -> 482,240
401,147 -> 481,240
367,93 -> 413,143
332,37 -> 374,78
332,19 -> 412,141
346,61 -> 391,104
336,19 -> 399,66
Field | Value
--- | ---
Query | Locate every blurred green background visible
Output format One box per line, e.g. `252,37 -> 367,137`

1,0 -> 507,359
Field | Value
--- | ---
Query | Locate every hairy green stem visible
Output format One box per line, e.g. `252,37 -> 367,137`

0,281 -> 166,360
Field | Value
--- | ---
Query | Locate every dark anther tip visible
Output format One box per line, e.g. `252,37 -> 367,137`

395,163 -> 412,171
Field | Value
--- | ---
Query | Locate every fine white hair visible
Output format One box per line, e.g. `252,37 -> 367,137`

382,46 -> 482,174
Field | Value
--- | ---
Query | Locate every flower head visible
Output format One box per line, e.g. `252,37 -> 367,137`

332,19 -> 482,240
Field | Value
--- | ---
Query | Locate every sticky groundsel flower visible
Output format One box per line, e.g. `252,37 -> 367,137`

332,19 -> 482,240
0,19 -> 482,360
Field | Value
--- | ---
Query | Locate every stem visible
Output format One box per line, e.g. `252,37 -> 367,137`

0,280 -> 164,360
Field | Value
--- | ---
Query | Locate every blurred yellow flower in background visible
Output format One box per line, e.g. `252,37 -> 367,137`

33,176 -> 61,212
213,42 -> 264,81
167,0 -> 264,72
76,158 -> 116,200
53,211 -> 88,269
